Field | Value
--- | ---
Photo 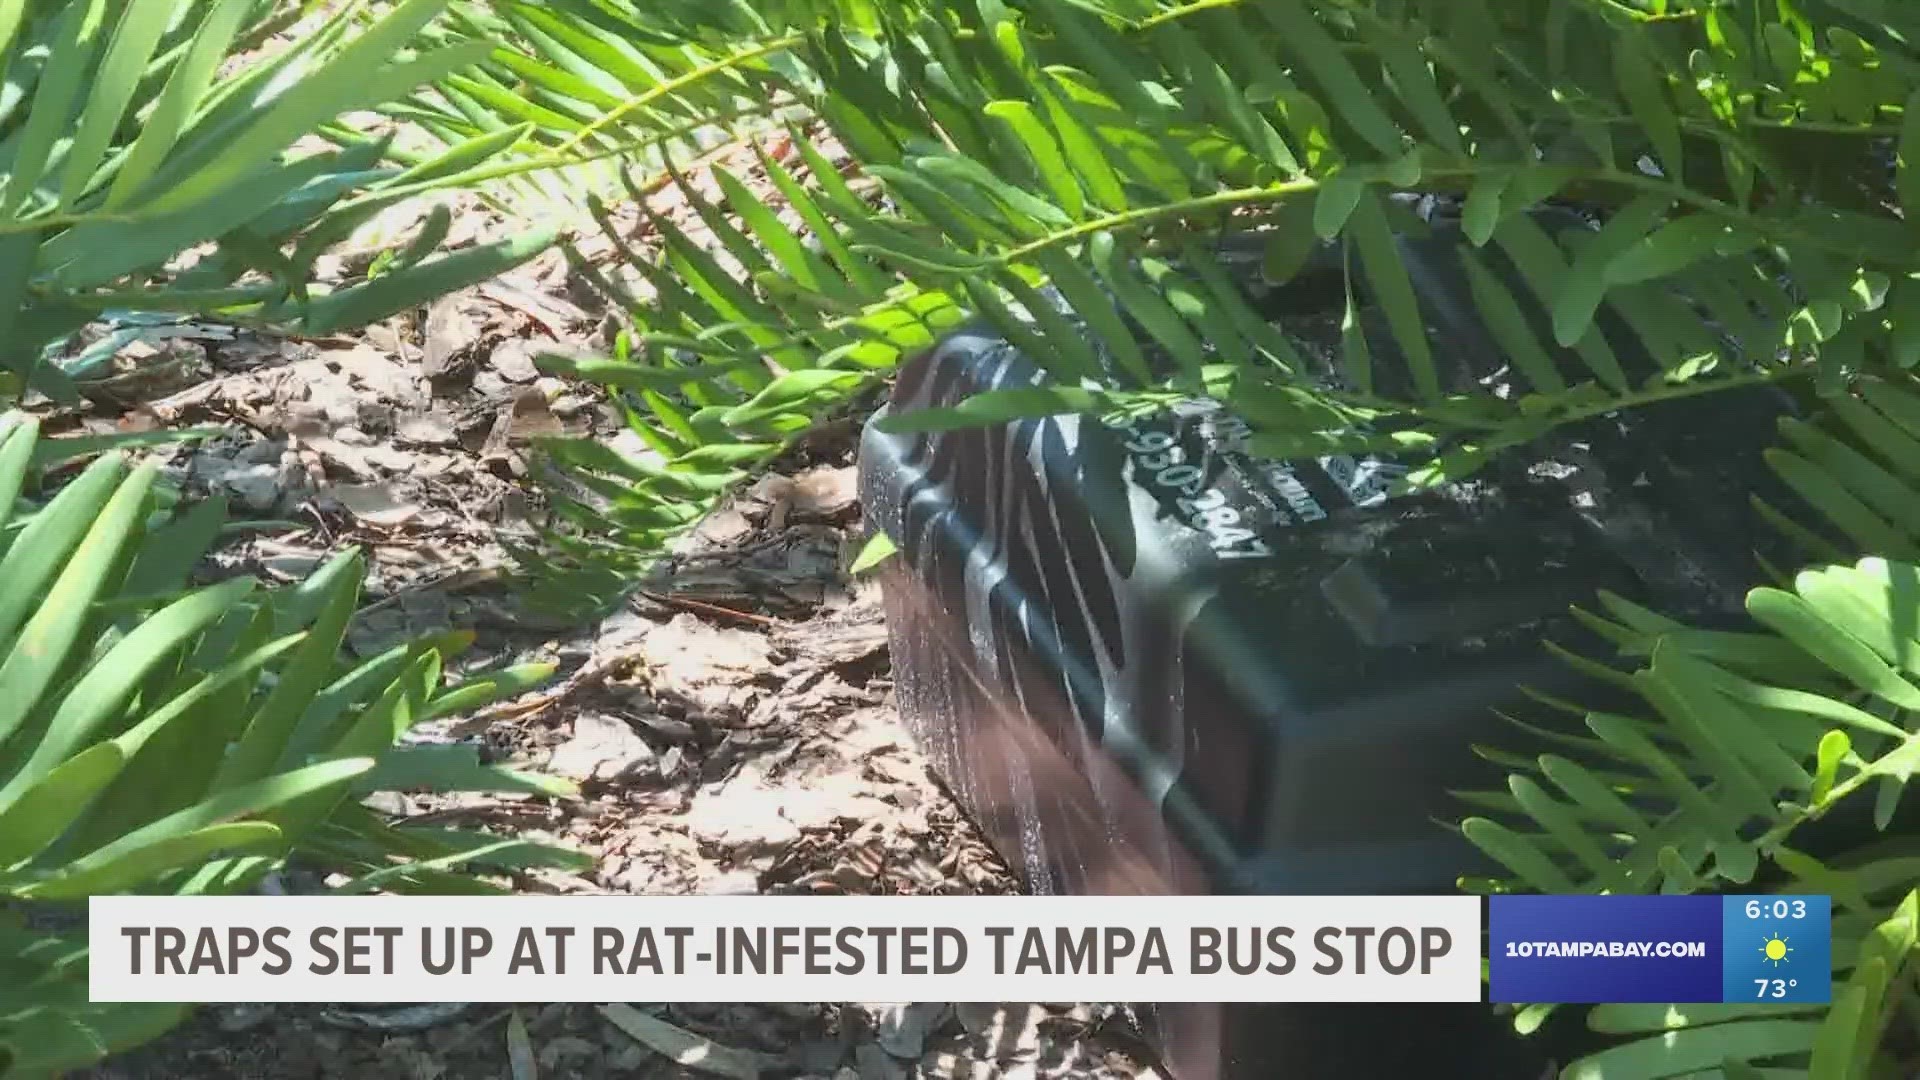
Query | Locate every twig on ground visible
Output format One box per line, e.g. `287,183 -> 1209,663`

637,590 -> 786,628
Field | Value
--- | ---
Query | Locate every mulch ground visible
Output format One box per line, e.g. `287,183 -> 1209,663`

43,108 -> 1168,1080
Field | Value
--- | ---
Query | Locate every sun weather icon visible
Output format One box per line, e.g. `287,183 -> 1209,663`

1759,934 -> 1792,967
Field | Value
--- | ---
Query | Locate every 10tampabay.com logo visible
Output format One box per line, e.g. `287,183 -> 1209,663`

1488,895 -> 1832,1004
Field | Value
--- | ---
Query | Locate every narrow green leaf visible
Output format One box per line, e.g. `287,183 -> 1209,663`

1765,448 -> 1917,561
1748,585 -> 1920,711
147,0 -> 470,213
1258,0 -> 1405,157
719,369 -> 867,429
0,415 -> 38,536
877,385 -> 1109,434
1563,1021 -> 1820,1080
1806,979 -> 1871,1080
1508,775 -> 1626,888
220,550 -> 365,788
420,663 -> 556,723
985,99 -> 1085,219
21,821 -> 284,899
1462,250 -> 1565,395
1374,27 -> 1461,153
1606,216 -> 1754,287
1036,81 -> 1127,211
1813,729 -> 1851,805
1553,195 -> 1670,347
354,744 -> 574,799
0,460 -> 150,748
304,227 -> 558,335
1901,87 -> 1920,221
1538,755 -> 1652,836
0,576 -> 255,807
59,0 -> 180,210
1090,233 -> 1207,379
1348,192 -> 1438,398
1495,214 -> 1628,390
1587,1001 -> 1824,1033
1613,40 -> 1683,183
4,0 -> 111,217
107,0 -> 297,208
1460,817 -> 1578,892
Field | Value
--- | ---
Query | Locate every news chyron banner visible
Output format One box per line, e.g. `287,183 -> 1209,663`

90,895 -> 1484,1003
87,894 -> 1833,1004
1489,895 -> 1832,1004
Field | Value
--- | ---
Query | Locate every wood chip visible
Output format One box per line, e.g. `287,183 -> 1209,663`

480,279 -> 589,336
598,1004 -> 769,1080
331,482 -> 422,528
422,295 -> 474,378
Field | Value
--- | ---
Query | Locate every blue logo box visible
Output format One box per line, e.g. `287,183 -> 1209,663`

1488,895 -> 1830,1004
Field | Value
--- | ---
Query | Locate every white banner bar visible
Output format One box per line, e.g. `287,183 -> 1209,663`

89,895 -> 1482,1003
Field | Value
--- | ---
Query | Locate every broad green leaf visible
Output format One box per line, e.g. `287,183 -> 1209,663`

850,531 -> 899,575
1463,171 -> 1508,247
0,742 -> 124,868
1313,177 -> 1365,240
